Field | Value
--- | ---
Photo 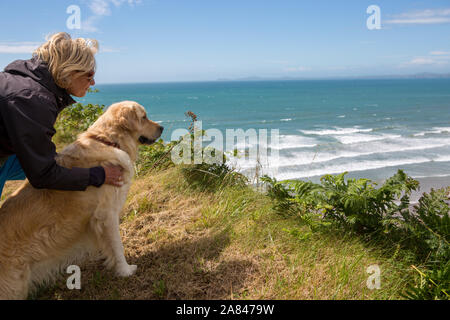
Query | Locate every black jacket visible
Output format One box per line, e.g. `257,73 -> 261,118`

0,57 -> 104,190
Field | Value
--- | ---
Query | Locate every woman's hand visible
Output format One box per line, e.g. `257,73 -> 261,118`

103,165 -> 124,187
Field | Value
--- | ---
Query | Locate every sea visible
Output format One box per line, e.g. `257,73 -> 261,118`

77,79 -> 450,187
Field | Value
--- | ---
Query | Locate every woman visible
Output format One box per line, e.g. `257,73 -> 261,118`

0,32 -> 123,196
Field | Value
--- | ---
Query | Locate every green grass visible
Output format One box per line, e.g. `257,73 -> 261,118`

31,163 -> 421,299
162,172 -> 417,299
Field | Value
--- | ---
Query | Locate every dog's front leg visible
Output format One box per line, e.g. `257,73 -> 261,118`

92,210 -> 137,277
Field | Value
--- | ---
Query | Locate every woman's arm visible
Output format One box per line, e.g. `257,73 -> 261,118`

1,92 -> 96,190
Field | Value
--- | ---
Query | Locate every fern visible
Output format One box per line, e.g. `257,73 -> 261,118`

402,264 -> 449,300
262,170 -> 449,300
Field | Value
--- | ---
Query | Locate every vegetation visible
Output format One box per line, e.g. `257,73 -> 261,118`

53,102 -> 105,145
262,172 -> 449,300
6,99 -> 445,300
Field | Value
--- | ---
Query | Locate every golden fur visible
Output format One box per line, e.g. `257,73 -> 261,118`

0,101 -> 163,299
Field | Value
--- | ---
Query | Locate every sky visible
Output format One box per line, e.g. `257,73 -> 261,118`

0,0 -> 450,83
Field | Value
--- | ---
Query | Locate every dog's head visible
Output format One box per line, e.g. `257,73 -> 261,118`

107,101 -> 164,145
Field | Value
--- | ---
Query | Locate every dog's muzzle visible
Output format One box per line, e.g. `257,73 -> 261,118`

139,126 -> 163,145
139,136 -> 155,145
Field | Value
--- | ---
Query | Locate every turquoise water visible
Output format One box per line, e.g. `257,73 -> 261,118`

77,79 -> 450,182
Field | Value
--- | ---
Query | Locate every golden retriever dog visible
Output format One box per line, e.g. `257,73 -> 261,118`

0,101 -> 163,299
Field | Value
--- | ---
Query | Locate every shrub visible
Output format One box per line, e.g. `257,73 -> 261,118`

401,188 -> 449,300
403,263 -> 449,300
262,170 -> 450,300
135,140 -> 178,176
404,187 -> 450,262
263,170 -> 419,233
171,111 -> 248,192
54,102 -> 104,145
260,175 -> 321,216
181,162 -> 248,192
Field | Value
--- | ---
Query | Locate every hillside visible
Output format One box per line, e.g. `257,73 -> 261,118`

0,164 -> 420,300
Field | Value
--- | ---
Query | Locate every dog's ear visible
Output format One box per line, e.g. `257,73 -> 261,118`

118,106 -> 138,131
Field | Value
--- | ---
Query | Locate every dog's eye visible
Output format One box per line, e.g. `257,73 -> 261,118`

143,115 -> 147,119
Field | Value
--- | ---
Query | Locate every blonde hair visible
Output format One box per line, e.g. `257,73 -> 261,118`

33,32 -> 99,89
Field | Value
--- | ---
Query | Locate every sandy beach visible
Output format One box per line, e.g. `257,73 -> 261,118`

411,176 -> 450,204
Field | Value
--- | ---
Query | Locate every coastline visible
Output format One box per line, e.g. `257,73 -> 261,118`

411,176 -> 450,204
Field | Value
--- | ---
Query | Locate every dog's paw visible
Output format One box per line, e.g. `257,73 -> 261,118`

116,264 -> 137,277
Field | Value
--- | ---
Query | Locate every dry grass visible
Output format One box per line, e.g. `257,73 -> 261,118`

28,170 -> 261,300
2,168 -> 413,300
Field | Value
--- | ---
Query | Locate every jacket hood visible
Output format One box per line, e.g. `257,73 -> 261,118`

3,56 -> 76,108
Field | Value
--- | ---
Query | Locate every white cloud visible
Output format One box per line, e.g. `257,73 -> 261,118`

88,0 -> 141,15
386,17 -> 450,24
111,0 -> 142,7
396,8 -> 450,18
80,15 -> 102,33
400,49 -> 450,67
430,51 -> 450,56
385,8 -> 450,24
409,58 -> 438,65
0,39 -> 121,55
89,0 -> 111,16
401,57 -> 448,67
0,42 -> 41,54
81,0 -> 143,32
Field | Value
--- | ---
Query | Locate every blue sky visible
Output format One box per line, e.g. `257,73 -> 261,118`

1,0 -> 450,83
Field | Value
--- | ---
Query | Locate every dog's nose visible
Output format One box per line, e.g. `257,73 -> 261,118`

159,126 -> 164,134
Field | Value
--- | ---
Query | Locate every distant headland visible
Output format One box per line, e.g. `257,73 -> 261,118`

216,73 -> 450,82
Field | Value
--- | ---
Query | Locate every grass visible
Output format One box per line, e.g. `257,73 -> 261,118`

1,163 -> 418,300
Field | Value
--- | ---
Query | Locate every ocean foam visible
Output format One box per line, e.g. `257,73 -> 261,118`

231,134 -> 318,151
274,140 -> 449,168
299,127 -> 373,136
434,155 -> 450,162
275,157 -> 433,180
231,135 -> 450,170
413,127 -> 450,136
434,127 -> 450,132
334,133 -> 401,144
250,134 -> 318,151
412,174 -> 450,178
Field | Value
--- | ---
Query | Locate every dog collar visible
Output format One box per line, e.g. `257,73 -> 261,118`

92,136 -> 121,150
